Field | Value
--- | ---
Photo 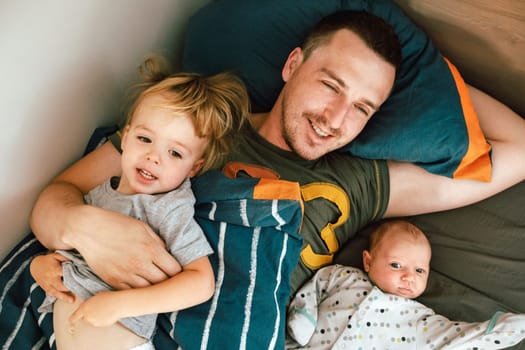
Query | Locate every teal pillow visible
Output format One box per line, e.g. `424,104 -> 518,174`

182,0 -> 492,181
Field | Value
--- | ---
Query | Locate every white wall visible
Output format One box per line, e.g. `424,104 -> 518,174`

0,0 -> 211,260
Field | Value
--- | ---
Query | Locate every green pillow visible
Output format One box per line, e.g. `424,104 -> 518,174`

182,0 -> 492,181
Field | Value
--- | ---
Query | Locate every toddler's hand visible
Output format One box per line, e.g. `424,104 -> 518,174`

69,291 -> 121,329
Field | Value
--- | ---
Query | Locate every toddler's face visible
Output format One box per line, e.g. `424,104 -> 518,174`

118,94 -> 207,195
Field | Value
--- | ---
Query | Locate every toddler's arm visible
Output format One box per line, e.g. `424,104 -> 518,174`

68,256 -> 215,328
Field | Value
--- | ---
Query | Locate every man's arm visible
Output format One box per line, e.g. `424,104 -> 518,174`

30,141 -> 121,248
29,141 -> 180,289
385,85 -> 525,218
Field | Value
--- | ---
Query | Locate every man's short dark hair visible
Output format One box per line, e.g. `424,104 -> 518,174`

302,10 -> 402,72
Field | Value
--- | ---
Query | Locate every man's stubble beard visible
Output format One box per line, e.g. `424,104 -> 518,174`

280,95 -> 306,159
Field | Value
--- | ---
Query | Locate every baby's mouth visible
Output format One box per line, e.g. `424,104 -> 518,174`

398,287 -> 413,296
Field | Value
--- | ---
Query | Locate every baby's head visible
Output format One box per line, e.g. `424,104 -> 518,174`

362,220 -> 431,299
118,55 -> 250,195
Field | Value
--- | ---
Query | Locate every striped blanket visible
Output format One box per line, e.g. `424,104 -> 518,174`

0,166 -> 303,349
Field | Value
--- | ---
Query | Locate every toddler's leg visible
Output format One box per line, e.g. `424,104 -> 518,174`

53,297 -> 150,350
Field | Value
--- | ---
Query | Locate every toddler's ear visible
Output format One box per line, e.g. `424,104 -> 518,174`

188,158 -> 205,178
120,125 -> 131,150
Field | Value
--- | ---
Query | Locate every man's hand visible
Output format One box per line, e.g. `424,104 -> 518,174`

30,253 -> 75,303
72,208 -> 182,290
30,141 -> 182,290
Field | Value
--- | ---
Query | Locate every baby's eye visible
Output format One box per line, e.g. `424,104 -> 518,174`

390,262 -> 401,269
169,150 -> 182,158
416,268 -> 426,274
137,136 -> 151,143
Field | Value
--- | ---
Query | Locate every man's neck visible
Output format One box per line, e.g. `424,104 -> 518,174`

248,112 -> 268,132
252,111 -> 293,152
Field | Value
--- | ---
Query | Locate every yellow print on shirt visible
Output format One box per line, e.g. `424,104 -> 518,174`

299,182 -> 350,270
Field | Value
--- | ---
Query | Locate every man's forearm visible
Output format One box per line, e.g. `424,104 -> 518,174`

30,141 -> 123,250
30,180 -> 86,250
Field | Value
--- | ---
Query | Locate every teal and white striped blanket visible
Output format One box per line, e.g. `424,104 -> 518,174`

0,166 -> 303,350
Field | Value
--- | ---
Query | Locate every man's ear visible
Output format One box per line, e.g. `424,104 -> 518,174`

362,250 -> 372,272
188,158 -> 205,178
282,47 -> 304,82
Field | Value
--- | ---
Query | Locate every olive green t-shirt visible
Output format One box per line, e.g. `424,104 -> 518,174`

225,126 -> 390,294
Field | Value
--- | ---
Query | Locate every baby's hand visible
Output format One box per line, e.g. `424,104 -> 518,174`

69,291 -> 121,330
30,253 -> 75,303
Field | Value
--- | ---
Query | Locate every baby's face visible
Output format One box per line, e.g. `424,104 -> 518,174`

363,231 -> 431,299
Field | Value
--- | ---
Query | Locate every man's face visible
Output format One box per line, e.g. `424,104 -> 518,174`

279,29 -> 396,160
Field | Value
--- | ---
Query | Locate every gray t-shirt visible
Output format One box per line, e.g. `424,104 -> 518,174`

40,176 -> 213,340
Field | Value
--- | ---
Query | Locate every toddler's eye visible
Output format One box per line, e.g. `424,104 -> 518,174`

138,136 -> 151,143
169,150 -> 182,158
390,262 -> 401,269
416,268 -> 425,274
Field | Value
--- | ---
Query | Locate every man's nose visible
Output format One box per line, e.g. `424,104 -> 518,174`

325,98 -> 348,129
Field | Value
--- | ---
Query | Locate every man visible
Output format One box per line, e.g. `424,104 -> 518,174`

30,10 -> 525,304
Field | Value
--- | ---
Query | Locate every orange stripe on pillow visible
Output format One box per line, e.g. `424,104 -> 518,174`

444,57 -> 492,182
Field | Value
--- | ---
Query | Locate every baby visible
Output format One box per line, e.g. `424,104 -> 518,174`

287,220 -> 525,349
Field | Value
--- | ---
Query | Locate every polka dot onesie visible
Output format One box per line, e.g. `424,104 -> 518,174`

287,265 -> 525,349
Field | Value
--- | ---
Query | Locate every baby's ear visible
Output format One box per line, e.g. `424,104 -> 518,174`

188,158 -> 205,178
362,250 -> 372,272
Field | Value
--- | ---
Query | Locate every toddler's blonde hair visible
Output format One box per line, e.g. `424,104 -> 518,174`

124,55 -> 250,174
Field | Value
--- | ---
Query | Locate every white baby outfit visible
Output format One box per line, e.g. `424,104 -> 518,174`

287,264 -> 525,349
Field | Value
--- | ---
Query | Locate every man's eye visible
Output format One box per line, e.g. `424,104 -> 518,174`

137,136 -> 151,143
322,81 -> 338,93
390,262 -> 401,269
169,150 -> 182,158
354,104 -> 369,117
